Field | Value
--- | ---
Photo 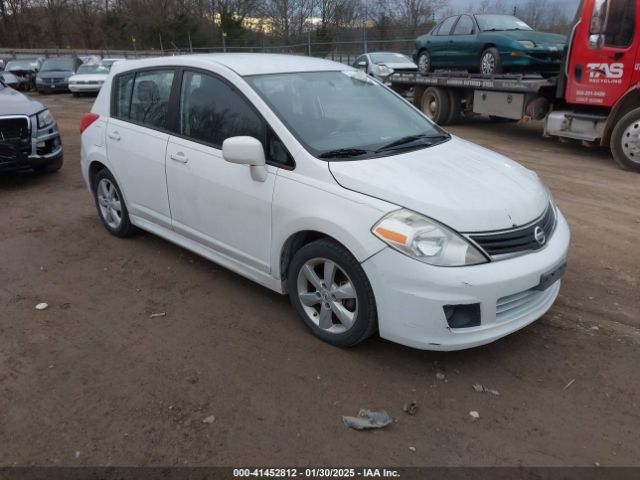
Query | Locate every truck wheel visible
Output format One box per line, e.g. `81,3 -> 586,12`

480,47 -> 502,75
421,87 -> 451,125
418,50 -> 432,75
611,107 -> 640,172
447,89 -> 462,124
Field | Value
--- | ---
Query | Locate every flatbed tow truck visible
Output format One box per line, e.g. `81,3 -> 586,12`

389,0 -> 640,172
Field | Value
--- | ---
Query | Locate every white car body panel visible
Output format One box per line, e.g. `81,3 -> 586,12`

68,73 -> 108,92
81,53 -> 571,351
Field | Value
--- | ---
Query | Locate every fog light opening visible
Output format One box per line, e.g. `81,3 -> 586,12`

443,303 -> 481,329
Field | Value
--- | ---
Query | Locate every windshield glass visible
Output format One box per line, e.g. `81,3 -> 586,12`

41,58 -> 75,72
247,71 -> 446,160
476,15 -> 533,31
369,53 -> 413,64
77,64 -> 110,74
6,60 -> 35,71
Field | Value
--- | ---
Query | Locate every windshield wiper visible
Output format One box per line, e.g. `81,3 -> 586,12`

318,148 -> 370,159
375,133 -> 449,153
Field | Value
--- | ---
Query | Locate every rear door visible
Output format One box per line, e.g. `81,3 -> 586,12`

566,0 -> 637,107
165,69 -> 279,273
105,69 -> 175,229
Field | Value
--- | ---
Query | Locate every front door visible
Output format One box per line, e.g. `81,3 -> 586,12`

165,70 -> 276,273
566,0 -> 638,107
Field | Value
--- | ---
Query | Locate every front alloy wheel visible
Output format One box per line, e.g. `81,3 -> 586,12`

480,47 -> 502,75
611,107 -> 640,172
288,239 -> 377,347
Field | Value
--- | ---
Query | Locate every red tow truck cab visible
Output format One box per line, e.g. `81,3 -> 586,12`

546,0 -> 640,171
389,0 -> 640,171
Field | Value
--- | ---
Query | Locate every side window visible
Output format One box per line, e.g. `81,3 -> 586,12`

591,0 -> 636,48
453,15 -> 474,35
113,73 -> 134,119
353,55 -> 367,67
179,70 -> 265,148
436,16 -> 458,36
129,70 -> 175,130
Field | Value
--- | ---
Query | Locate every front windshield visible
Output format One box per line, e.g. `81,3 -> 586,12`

6,60 -> 35,71
369,53 -> 412,64
41,58 -> 75,72
77,64 -> 110,74
476,15 -> 533,32
247,71 -> 447,160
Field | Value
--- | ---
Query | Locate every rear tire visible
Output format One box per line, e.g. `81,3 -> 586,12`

92,168 -> 137,237
421,87 -> 451,125
417,50 -> 432,75
447,89 -> 462,124
611,107 -> 640,172
480,47 -> 502,75
287,239 -> 377,348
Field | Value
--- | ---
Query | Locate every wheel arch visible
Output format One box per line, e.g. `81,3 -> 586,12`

601,86 -> 640,147
88,160 -> 108,192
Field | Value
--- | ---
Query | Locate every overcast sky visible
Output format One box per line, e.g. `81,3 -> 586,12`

448,0 -> 581,17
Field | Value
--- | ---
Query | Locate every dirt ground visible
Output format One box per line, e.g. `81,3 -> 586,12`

0,93 -> 638,467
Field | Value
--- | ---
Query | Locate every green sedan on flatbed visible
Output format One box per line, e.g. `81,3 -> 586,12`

413,14 -> 567,75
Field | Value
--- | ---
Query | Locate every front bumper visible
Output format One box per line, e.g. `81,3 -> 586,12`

36,81 -> 69,92
361,210 -> 571,351
69,83 -> 103,93
502,49 -> 563,71
0,118 -> 64,172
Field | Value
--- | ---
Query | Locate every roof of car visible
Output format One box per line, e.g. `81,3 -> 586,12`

110,53 -> 349,77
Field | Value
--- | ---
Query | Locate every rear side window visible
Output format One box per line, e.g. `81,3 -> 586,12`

435,16 -> 458,36
113,73 -> 134,119
179,70 -> 265,148
129,70 -> 175,129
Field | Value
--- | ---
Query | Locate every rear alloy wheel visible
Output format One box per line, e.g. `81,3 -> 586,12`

480,47 -> 502,75
421,87 -> 451,125
418,50 -> 432,75
288,239 -> 377,347
92,169 -> 137,237
611,107 -> 640,172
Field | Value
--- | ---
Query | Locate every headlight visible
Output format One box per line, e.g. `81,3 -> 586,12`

375,64 -> 394,76
518,40 -> 536,49
372,209 -> 488,266
37,109 -> 55,129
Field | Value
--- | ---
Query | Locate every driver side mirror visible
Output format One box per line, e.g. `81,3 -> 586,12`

222,136 -> 268,182
589,33 -> 605,50
356,61 -> 367,68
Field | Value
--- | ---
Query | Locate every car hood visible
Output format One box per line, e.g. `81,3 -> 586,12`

495,30 -> 567,46
69,73 -> 108,81
380,62 -> 418,69
0,87 -> 45,116
328,136 -> 549,233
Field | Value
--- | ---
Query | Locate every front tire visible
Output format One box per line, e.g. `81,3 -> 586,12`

480,47 -> 502,75
611,107 -> 640,172
287,239 -> 377,348
92,169 -> 137,237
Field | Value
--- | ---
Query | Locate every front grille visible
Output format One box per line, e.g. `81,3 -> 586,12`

469,205 -> 556,257
0,116 -> 30,143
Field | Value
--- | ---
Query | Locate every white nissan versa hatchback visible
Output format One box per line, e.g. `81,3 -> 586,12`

80,54 -> 570,351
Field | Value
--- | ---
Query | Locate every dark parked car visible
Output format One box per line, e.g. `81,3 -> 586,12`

413,14 -> 567,75
0,77 -> 63,173
36,56 -> 82,93
0,72 -> 21,89
4,58 -> 42,91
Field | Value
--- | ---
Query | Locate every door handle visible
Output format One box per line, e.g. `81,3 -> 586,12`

610,52 -> 624,60
108,132 -> 121,141
170,152 -> 189,164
